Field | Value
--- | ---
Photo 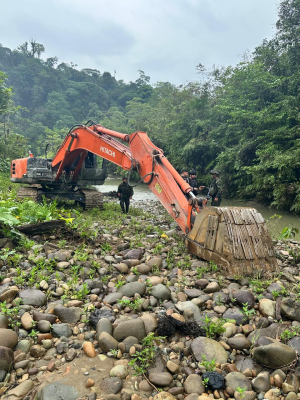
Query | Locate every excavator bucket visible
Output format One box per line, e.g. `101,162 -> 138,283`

186,207 -> 278,277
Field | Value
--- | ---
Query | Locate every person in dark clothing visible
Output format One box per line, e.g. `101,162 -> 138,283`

188,169 -> 199,196
199,169 -> 222,206
180,169 -> 189,183
117,176 -> 133,213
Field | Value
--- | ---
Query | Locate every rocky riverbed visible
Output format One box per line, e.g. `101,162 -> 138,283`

1,198 -> 300,400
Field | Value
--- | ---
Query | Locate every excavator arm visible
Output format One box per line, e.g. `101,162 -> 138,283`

51,123 -> 199,233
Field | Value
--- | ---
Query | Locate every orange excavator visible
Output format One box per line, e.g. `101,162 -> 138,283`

10,121 -> 278,276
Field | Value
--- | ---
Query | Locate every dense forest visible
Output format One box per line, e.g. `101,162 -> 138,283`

0,0 -> 300,212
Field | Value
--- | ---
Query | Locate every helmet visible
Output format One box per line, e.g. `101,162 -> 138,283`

181,169 -> 188,174
189,169 -> 196,175
210,169 -> 221,176
122,176 -> 128,180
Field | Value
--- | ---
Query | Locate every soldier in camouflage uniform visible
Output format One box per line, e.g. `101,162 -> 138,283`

200,169 -> 222,206
117,176 -> 133,213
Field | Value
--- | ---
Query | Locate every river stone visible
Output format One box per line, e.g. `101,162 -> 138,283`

204,282 -> 221,293
37,381 -> 79,400
259,299 -> 276,318
225,372 -> 252,391
110,365 -> 129,379
118,282 -> 146,297
149,372 -> 173,387
124,249 -> 143,260
175,301 -> 201,321
252,371 -> 271,393
146,256 -> 162,269
122,336 -> 139,352
183,288 -> 203,298
6,379 -> 34,398
184,374 -> 205,394
16,339 -> 31,353
140,313 -> 158,333
20,289 -> 46,306
116,263 -> 129,273
0,314 -> 8,329
52,323 -> 72,337
235,355 -> 262,374
113,318 -> 146,341
232,290 -> 255,308
37,320 -> 51,333
33,311 -> 56,324
53,305 -> 82,323
136,264 -> 151,274
223,307 -> 245,325
98,332 -> 118,352
248,323 -> 288,345
153,393 -> 176,400
104,255 -> 115,263
151,284 -> 171,301
101,377 -> 123,394
103,292 -> 123,304
288,336 -> 300,353
48,250 -> 69,262
96,318 -> 113,337
191,337 -> 228,364
253,342 -> 296,368
228,335 -> 252,350
0,346 -> 13,371
21,312 -> 34,330
0,288 -> 19,303
281,298 -> 300,321
0,328 -> 18,349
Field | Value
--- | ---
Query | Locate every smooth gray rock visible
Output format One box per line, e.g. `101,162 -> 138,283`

16,339 -> 31,353
151,284 -> 171,301
0,328 -> 18,349
253,342 -> 296,368
113,318 -> 146,341
124,249 -> 143,260
96,318 -> 113,337
252,371 -> 271,393
98,332 -> 118,352
118,282 -> 146,297
228,336 -> 252,350
101,377 -> 123,394
149,372 -> 173,387
0,346 -> 13,371
225,372 -> 252,391
37,382 -> 79,400
184,374 -> 205,394
20,289 -> 46,306
33,311 -> 57,324
232,290 -> 255,308
52,323 -> 72,338
48,250 -> 69,262
103,293 -> 123,304
37,320 -> 51,333
191,337 -> 228,364
0,314 -> 8,329
175,301 -> 201,321
281,298 -> 300,322
53,305 -> 82,323
184,289 -> 203,298
5,380 -> 34,398
223,307 -> 245,324
122,336 -> 139,352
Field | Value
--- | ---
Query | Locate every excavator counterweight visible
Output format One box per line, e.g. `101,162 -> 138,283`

10,122 -> 278,276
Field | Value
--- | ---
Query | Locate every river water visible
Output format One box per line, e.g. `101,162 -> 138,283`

95,178 -> 300,240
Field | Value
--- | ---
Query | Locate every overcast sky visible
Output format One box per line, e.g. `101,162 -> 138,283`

1,0 -> 279,85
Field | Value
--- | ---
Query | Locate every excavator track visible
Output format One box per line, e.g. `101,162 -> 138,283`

81,189 -> 104,210
16,187 -> 40,202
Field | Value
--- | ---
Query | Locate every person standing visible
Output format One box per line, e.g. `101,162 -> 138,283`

117,176 -> 133,213
188,169 -> 199,196
199,169 -> 222,206
180,169 -> 189,183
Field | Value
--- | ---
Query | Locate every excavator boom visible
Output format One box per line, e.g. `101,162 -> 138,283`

11,122 -> 278,276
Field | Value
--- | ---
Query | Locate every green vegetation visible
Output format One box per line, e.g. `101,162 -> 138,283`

0,1 -> 300,210
199,355 -> 216,371
201,315 -> 226,338
0,299 -> 23,330
128,333 -> 165,375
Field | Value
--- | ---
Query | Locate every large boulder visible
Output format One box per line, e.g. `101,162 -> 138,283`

253,342 -> 296,368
